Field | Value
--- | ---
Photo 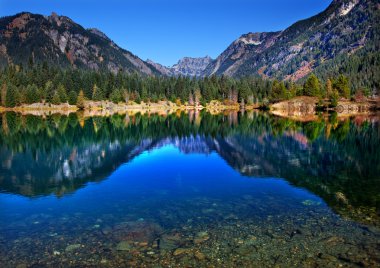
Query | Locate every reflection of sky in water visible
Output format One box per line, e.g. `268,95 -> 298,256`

0,145 -> 323,224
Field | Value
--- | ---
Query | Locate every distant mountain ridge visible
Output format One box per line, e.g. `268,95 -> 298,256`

147,56 -> 213,77
0,12 -> 160,75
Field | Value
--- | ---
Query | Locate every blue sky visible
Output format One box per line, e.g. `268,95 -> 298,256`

0,0 -> 332,66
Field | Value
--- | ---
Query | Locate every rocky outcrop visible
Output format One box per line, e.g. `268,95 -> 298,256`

271,97 -> 317,112
270,96 -> 378,120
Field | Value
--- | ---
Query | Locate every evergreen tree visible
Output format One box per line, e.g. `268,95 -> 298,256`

92,84 -> 103,101
51,91 -> 61,105
194,89 -> 202,106
333,75 -> 350,99
5,83 -> 19,108
57,84 -> 68,103
25,84 -> 39,104
239,80 -> 250,103
123,90 -> 130,103
303,74 -> 321,97
326,79 -> 333,99
330,89 -> 339,107
271,80 -> 287,101
45,81 -> 54,103
68,90 -> 78,105
110,88 -> 123,103
1,82 -> 7,107
287,82 -> 298,98
76,90 -> 85,109
140,84 -> 148,102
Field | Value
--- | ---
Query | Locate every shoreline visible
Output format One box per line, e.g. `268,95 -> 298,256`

0,97 -> 378,118
0,100 -> 245,116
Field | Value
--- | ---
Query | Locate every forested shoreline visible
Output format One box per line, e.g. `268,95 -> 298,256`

0,63 -> 376,109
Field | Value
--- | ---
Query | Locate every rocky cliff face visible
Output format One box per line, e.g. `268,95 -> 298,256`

0,12 -> 160,75
204,0 -> 379,81
203,32 -> 279,77
171,56 -> 213,76
148,56 -> 213,77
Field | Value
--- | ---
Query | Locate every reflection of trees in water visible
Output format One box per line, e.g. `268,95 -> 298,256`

0,111 -> 379,224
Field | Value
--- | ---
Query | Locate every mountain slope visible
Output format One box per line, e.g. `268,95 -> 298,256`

204,0 -> 380,87
0,12 -> 160,75
147,56 -> 213,76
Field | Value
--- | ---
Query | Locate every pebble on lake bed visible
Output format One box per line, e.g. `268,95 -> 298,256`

173,248 -> 192,256
302,200 -> 321,206
65,244 -> 81,252
194,231 -> 209,244
194,251 -> 206,260
116,241 -> 132,251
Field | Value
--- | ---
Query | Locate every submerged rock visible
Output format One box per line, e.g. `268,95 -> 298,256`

112,221 -> 163,244
159,234 -> 182,251
65,244 -> 81,252
194,251 -> 206,260
173,248 -> 191,256
194,231 -> 209,244
302,200 -> 321,206
116,241 -> 132,251
335,192 -> 349,205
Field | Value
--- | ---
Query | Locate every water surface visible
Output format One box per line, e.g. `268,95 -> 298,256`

0,111 -> 379,267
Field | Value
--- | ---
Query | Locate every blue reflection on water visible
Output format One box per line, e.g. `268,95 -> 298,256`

0,145 -> 323,224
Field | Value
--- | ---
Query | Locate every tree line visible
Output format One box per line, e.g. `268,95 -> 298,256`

0,63 -> 372,108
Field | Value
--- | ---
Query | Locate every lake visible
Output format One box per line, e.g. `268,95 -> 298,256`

0,111 -> 379,267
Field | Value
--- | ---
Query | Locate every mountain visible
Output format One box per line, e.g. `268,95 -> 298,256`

147,56 -> 213,77
171,56 -> 213,76
1,0 -> 378,89
0,12 -> 160,75
204,0 -> 380,87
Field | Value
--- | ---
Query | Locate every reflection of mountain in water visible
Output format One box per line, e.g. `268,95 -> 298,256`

158,136 -> 213,155
0,139 -> 157,197
0,112 -> 379,225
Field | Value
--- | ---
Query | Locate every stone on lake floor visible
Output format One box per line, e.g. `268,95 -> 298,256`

116,241 -> 132,251
111,221 -> 163,244
65,244 -> 81,252
194,231 -> 209,244
201,208 -> 215,214
101,226 -> 112,235
335,192 -> 349,205
224,213 -> 239,220
302,200 -> 321,206
195,251 -> 206,260
160,240 -> 177,251
173,248 -> 191,256
100,259 -> 108,264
